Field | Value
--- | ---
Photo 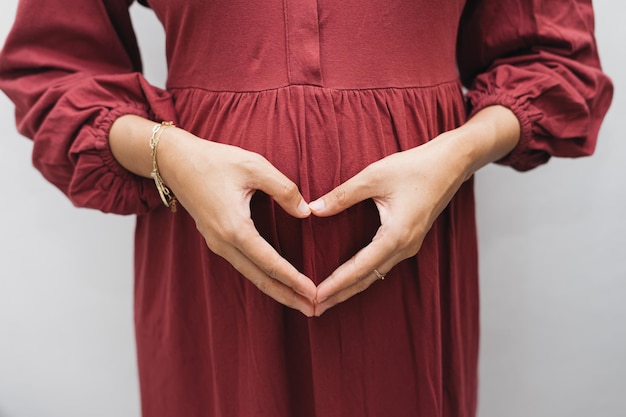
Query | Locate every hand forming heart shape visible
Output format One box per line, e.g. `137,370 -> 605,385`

158,105 -> 518,317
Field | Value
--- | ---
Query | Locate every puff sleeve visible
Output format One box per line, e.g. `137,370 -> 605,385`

0,0 -> 177,214
458,0 -> 613,171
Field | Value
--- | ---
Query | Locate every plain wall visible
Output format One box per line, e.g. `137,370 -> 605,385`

0,1 -> 624,416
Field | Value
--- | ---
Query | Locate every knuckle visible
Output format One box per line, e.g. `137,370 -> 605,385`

195,215 -> 242,246
354,280 -> 371,294
389,226 -> 415,250
279,180 -> 299,200
196,223 -> 222,253
221,225 -> 240,243
195,219 -> 209,236
253,278 -> 270,295
406,236 -> 424,256
263,264 -> 278,279
392,228 -> 424,259
204,237 -> 221,255
263,251 -> 287,280
247,151 -> 265,166
227,256 -> 245,274
395,227 -> 414,245
240,153 -> 266,177
333,187 -> 347,204
226,219 -> 255,245
285,291 -> 299,309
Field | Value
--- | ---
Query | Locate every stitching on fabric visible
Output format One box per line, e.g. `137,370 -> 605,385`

166,79 -> 462,95
282,0 -> 293,85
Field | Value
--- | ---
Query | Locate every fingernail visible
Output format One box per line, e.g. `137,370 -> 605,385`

298,199 -> 311,216
309,199 -> 325,212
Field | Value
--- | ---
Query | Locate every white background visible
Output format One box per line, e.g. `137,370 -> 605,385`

0,1 -> 624,416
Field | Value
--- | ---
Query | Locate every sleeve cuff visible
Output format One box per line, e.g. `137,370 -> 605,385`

90,105 -> 164,213
468,92 -> 542,171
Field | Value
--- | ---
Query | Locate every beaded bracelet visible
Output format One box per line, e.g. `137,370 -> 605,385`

149,121 -> 177,212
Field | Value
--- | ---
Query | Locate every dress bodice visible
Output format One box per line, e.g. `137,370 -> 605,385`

146,0 -> 466,91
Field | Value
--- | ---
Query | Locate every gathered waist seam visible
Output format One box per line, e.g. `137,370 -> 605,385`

166,79 -> 462,95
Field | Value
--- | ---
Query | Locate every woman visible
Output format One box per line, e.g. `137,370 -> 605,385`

0,0 -> 612,416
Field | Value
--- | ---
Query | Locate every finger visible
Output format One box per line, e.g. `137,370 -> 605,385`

220,244 -> 315,317
250,157 -> 311,218
315,227 -> 399,303
233,221 -> 318,302
308,168 -> 374,217
314,257 -> 398,316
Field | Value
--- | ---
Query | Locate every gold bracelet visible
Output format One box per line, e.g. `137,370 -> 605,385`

149,121 -> 177,212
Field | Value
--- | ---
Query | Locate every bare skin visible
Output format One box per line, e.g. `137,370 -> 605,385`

309,105 -> 520,315
109,105 -> 520,317
110,116 -> 318,317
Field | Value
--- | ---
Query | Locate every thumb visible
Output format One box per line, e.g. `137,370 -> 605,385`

253,161 -> 311,219
309,171 -> 372,217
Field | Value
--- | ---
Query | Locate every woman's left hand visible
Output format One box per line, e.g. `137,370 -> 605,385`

309,132 -> 469,316
309,105 -> 521,316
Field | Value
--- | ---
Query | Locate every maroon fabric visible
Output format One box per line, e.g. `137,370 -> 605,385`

0,0 -> 612,416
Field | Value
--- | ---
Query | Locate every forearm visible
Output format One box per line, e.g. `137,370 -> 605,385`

446,105 -> 521,180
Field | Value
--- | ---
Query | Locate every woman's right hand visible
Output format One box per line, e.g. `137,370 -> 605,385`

110,116 -> 317,316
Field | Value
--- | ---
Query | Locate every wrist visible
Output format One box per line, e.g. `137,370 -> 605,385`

450,105 -> 521,179
110,114 -> 157,178
109,114 -> 199,211
148,122 -> 178,211
154,125 -> 203,188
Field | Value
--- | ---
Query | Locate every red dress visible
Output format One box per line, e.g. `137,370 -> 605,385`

0,0 -> 612,416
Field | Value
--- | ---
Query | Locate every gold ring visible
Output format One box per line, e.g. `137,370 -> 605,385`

373,269 -> 386,280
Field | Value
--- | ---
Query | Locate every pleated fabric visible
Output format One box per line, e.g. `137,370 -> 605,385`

134,82 -> 479,417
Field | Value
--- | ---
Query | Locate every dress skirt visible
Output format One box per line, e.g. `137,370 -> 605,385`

133,82 -> 480,417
